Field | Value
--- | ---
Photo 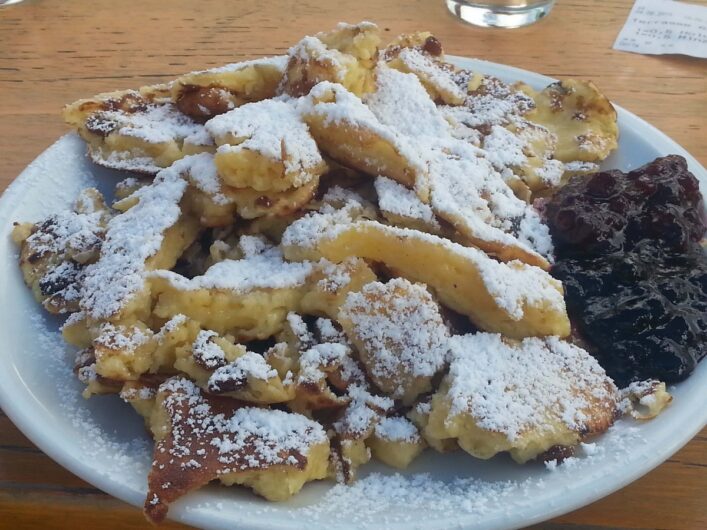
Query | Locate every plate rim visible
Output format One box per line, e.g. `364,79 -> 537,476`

0,56 -> 705,530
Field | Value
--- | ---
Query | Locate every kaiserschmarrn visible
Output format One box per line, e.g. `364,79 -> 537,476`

15,21 -> 685,526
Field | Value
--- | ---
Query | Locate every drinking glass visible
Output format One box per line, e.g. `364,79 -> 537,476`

446,0 -> 556,28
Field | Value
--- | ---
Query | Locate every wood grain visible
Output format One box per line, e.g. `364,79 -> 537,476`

0,0 -> 705,528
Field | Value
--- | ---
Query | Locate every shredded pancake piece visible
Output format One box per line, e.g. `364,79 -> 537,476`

173,55 -> 288,121
145,377 -> 329,523
365,64 -> 451,138
300,80 -> 429,200
14,188 -> 110,314
80,157 -> 200,321
339,278 -> 449,404
426,139 -> 554,268
149,236 -> 314,339
205,99 -> 327,192
281,21 -> 380,97
63,89 -> 212,174
385,46 -> 465,105
374,176 -> 441,234
425,333 -> 618,463
282,214 -> 569,339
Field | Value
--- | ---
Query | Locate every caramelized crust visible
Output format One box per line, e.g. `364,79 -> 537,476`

63,89 -> 213,174
521,79 -> 618,163
145,378 -> 329,523
172,56 -> 287,121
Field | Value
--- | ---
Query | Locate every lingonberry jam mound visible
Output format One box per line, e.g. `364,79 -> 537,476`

546,156 -> 707,387
547,155 -> 705,257
554,246 -> 707,386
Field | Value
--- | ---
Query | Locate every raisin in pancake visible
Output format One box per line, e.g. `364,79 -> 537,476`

172,55 -> 288,121
13,188 -> 111,315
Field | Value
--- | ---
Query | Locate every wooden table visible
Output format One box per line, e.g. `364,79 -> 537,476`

0,0 -> 705,528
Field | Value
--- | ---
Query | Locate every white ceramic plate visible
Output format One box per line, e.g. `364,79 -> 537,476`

0,57 -> 705,530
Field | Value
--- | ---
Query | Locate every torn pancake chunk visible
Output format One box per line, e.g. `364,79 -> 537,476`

374,176 -> 442,234
144,378 -> 329,523
63,89 -> 213,174
170,327 -> 294,406
206,99 -> 327,192
281,21 -> 380,97
282,216 -> 569,338
90,314 -> 200,382
149,235 -> 314,340
288,342 -> 354,414
300,81 -> 429,201
178,152 -> 320,226
365,64 -> 451,138
80,158 -> 200,322
385,47 -> 465,105
338,278 -> 449,404
481,121 -> 563,194
330,385 -> 395,483
620,380 -> 672,420
427,140 -> 553,268
173,56 -> 288,121
368,416 -> 426,469
521,79 -> 618,163
441,72 -> 535,129
424,333 -> 618,463
300,257 -> 378,319
14,188 -> 110,315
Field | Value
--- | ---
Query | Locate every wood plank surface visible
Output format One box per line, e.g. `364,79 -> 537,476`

0,0 -> 705,528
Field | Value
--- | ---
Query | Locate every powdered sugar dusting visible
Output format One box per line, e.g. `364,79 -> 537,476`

301,81 -> 427,180
21,310 -> 651,529
151,236 -> 313,293
365,64 -> 450,138
206,99 -> 323,187
185,152 -> 232,205
81,159 -> 189,319
288,36 -> 347,81
281,201 -> 359,252
297,343 -> 350,385
208,352 -> 278,392
28,311 -> 151,481
182,55 -> 287,77
374,176 -> 439,229
340,278 -> 449,384
105,103 -> 204,144
396,48 -> 466,104
285,215 -> 564,321
159,377 -> 326,468
443,72 -> 534,129
192,330 -> 227,369
374,416 -> 420,443
427,138 -> 553,261
445,334 -> 617,440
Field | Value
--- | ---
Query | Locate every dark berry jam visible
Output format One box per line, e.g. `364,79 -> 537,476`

546,156 -> 707,387
547,155 -> 705,257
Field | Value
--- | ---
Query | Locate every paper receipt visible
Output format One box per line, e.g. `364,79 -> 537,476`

613,0 -> 707,58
